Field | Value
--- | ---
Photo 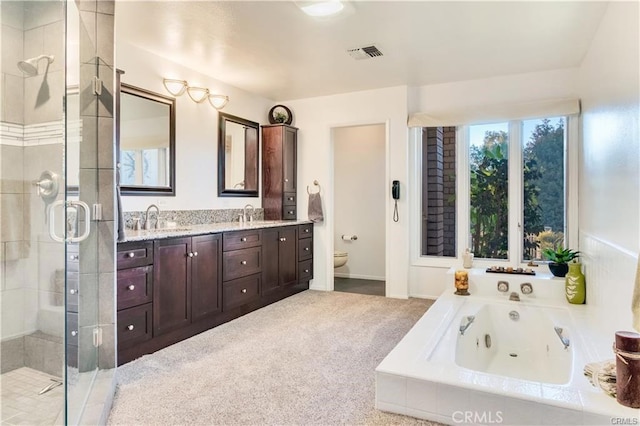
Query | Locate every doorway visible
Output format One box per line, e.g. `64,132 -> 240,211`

331,124 -> 387,296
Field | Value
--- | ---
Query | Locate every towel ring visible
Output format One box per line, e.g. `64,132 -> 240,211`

307,180 -> 321,195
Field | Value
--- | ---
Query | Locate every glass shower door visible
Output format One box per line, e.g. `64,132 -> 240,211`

1,1 -> 115,424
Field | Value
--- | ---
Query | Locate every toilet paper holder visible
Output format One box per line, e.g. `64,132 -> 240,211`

341,235 -> 358,241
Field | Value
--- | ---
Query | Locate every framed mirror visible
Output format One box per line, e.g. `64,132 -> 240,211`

218,112 -> 259,197
118,82 -> 176,196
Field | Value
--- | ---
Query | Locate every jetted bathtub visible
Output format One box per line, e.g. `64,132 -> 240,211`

375,270 -> 640,425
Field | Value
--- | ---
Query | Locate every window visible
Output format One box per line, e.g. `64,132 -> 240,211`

120,148 -> 168,187
419,116 -> 569,264
522,117 -> 566,261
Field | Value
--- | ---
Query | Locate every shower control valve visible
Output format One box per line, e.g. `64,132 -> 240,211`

520,282 -> 533,295
497,281 -> 509,292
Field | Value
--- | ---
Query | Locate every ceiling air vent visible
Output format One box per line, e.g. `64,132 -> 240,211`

347,45 -> 383,60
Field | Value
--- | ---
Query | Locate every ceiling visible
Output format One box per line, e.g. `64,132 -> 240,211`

116,1 -> 609,101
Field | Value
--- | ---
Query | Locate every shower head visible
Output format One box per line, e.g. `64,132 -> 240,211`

17,55 -> 54,76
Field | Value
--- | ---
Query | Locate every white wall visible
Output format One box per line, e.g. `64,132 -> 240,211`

285,86 -> 409,298
116,42 -> 274,212
577,1 -> 639,330
408,68 -> 581,298
333,124 -> 385,281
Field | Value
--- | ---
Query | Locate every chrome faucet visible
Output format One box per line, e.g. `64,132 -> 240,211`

243,204 -> 254,223
509,292 -> 520,302
145,204 -> 160,230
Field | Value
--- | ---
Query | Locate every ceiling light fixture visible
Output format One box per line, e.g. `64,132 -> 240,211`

162,78 -> 229,109
296,0 -> 344,17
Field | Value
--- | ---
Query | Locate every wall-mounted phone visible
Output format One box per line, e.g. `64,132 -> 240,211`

392,180 -> 400,222
392,180 -> 400,200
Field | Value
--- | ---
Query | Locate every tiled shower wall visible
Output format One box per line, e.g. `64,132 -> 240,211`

1,1 -> 66,375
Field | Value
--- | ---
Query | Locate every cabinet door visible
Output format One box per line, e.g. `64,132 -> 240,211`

191,234 -> 222,322
261,227 -> 280,296
154,237 -> 191,336
283,127 -> 296,193
279,227 -> 298,286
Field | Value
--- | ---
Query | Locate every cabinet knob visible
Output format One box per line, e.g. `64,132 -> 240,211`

241,237 -> 247,242
241,288 -> 247,294
69,289 -> 77,295
127,252 -> 135,258
128,285 -> 135,291
69,254 -> 78,260
71,330 -> 78,337
285,178 -> 289,182
241,260 -> 247,265
305,247 -> 310,251
304,269 -> 309,273
304,229 -> 309,233
288,211 -> 294,215
193,251 -> 198,257
188,252 -> 194,258
279,237 -> 286,242
127,325 -> 134,331
288,197 -> 294,201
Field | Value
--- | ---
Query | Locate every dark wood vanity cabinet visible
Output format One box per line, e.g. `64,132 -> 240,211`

116,224 -> 312,365
154,234 -> 222,336
262,124 -> 298,220
262,226 -> 298,296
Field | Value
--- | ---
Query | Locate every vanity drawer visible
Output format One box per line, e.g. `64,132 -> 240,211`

117,266 -> 153,310
298,223 -> 313,239
223,246 -> 261,281
117,303 -> 152,349
117,241 -> 154,269
223,274 -> 260,311
283,206 -> 296,220
299,260 -> 313,282
298,237 -> 313,261
283,192 -> 296,206
223,230 -> 262,251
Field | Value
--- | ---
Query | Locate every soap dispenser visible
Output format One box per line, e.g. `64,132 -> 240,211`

463,248 -> 474,269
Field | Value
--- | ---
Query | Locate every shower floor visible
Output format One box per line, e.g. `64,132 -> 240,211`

1,367 -> 63,425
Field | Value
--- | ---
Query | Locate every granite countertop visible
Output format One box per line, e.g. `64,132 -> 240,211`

121,219 -> 313,242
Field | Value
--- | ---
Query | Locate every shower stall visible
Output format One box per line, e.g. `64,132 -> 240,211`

1,1 -> 116,424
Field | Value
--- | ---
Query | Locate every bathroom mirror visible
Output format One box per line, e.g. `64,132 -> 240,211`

118,83 -> 176,196
218,112 -> 259,197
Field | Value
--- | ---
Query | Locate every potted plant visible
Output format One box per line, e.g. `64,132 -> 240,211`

542,247 -> 580,277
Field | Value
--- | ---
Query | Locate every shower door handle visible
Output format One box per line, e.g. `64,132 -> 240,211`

67,201 -> 91,243
48,200 -> 92,243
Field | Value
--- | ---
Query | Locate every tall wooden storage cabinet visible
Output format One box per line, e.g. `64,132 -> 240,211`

262,124 -> 298,220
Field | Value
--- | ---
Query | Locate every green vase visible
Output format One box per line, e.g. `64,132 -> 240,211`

565,262 -> 585,304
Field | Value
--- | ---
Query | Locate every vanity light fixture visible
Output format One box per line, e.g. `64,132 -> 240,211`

162,78 -> 188,96
163,78 -> 230,109
208,94 -> 229,110
186,86 -> 209,103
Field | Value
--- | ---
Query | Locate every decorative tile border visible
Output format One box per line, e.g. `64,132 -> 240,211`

0,121 -> 68,146
122,208 -> 264,230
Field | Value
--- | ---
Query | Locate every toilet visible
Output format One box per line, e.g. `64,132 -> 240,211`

334,251 -> 348,268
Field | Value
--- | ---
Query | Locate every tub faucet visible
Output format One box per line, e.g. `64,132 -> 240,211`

145,204 -> 160,230
509,292 -> 520,302
243,204 -> 254,223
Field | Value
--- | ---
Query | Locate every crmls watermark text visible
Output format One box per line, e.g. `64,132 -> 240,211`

611,418 -> 639,425
452,411 -> 504,424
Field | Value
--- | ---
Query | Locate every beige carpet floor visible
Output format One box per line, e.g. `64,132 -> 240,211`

108,290 -> 440,425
